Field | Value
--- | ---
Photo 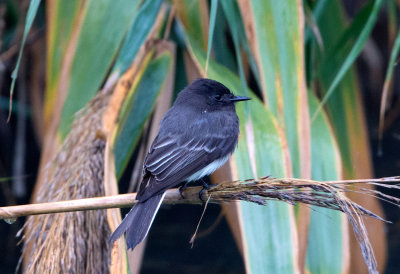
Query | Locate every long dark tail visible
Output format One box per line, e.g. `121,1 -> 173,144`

109,192 -> 166,250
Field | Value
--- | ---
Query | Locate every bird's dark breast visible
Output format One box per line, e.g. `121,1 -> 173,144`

136,107 -> 239,202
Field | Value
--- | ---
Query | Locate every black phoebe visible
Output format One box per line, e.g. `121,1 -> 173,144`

110,78 -> 250,250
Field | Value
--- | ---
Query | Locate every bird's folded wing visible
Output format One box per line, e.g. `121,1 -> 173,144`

136,132 -> 237,202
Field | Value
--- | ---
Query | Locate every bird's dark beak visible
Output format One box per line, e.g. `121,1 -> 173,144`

230,96 -> 251,102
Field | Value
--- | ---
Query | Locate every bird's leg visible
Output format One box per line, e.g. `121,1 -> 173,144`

199,180 -> 212,202
179,181 -> 190,199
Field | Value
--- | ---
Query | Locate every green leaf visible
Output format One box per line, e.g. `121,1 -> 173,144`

220,0 -> 261,87
306,92 -> 344,273
239,0 -> 308,178
220,1 -> 249,104
204,0 -> 218,74
212,4 -> 236,72
186,34 -> 297,273
311,2 -> 384,269
175,0 -> 208,50
236,102 -> 296,273
314,0 -> 372,177
46,0 -> 81,98
112,0 -> 162,75
114,52 -> 173,177
312,0 -> 383,120
8,0 -> 41,121
58,0 -> 140,138
44,0 -> 83,127
378,29 -> 400,152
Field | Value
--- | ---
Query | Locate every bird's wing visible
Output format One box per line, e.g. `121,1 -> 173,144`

137,129 -> 237,202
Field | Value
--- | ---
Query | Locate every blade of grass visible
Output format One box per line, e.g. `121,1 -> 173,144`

173,0 -> 209,50
314,1 -> 387,271
112,0 -> 162,76
378,29 -> 400,154
312,0 -> 383,121
185,33 -> 299,273
212,5 -> 236,72
237,0 -> 310,179
214,0 -> 261,87
58,0 -> 140,139
220,1 -> 249,109
8,0 -> 41,122
114,51 -> 173,177
37,0 -> 140,196
227,1 -> 312,270
204,0 -> 218,75
306,92 -> 348,273
388,0 -> 397,46
45,0 -> 82,128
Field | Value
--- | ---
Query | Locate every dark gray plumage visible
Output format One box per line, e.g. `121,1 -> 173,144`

110,78 -> 250,250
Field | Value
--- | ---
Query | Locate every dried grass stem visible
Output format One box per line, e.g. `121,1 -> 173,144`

10,175 -> 400,274
2,176 -> 399,220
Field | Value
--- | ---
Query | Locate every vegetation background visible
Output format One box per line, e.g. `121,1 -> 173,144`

0,0 -> 399,273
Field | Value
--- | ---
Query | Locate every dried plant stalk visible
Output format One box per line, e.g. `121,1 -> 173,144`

19,90 -> 112,274
3,177 -> 400,218
11,175 -> 400,274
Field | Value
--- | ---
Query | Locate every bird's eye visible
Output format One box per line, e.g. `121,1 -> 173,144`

214,94 -> 222,101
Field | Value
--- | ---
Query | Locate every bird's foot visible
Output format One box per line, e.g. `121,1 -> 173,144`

179,182 -> 190,199
199,181 -> 213,202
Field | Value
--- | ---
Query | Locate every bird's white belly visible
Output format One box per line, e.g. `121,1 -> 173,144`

185,154 -> 230,182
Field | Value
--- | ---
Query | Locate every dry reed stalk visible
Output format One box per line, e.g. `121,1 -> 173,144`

2,177 -> 399,217
9,175 -> 400,274
19,90 -> 112,273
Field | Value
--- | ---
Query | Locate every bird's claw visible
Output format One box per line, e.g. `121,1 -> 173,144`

199,181 -> 215,202
179,182 -> 189,199
179,186 -> 185,199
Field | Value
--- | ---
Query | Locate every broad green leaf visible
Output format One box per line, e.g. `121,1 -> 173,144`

172,47 -> 188,100
58,0 -> 140,138
204,0 -> 218,74
174,0 -> 209,50
314,1 -> 386,272
236,101 -> 296,273
220,0 -> 260,87
9,0 -> 41,120
220,0 -> 249,109
238,5 -> 310,267
313,0 -> 383,120
238,0 -> 309,179
45,0 -> 82,123
314,0 -> 373,178
212,4 -> 236,72
186,34 -> 297,273
306,93 -> 345,274
112,0 -> 162,75
114,52 -> 173,178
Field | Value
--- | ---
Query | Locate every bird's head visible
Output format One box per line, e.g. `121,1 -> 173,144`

175,78 -> 251,110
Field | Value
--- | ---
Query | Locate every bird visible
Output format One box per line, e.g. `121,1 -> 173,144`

109,78 -> 251,250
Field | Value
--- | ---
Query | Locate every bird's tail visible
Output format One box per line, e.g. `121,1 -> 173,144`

109,192 -> 166,250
